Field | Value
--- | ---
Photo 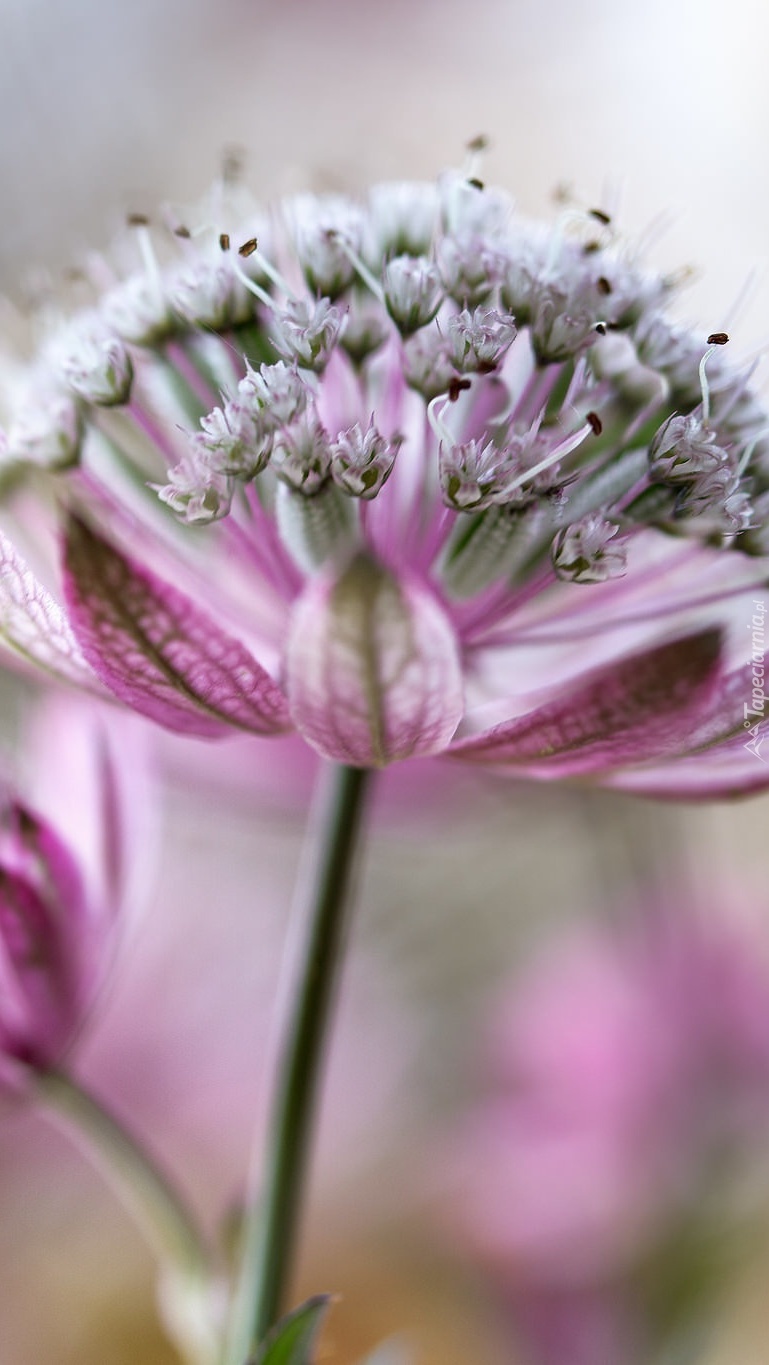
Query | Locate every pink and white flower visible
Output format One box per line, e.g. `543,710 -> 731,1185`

1,171 -> 768,791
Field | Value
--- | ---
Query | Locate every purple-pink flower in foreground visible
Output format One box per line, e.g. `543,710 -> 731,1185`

0,701 -> 136,1093
2,170 -> 769,791
445,904 -> 769,1363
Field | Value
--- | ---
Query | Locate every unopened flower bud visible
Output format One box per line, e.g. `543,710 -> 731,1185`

437,236 -> 505,306
291,194 -> 364,299
340,290 -> 390,365
383,256 -> 443,335
167,258 -> 250,330
447,307 -> 517,373
155,451 -> 234,524
439,438 -> 525,511
439,172 -> 513,239
552,513 -> 628,583
649,414 -> 730,483
531,281 -> 605,365
198,402 -> 272,479
272,409 -> 331,493
272,298 -> 346,372
366,182 -> 439,261
60,329 -> 133,406
499,238 -> 542,321
7,390 -> 83,469
403,327 -> 457,400
102,274 -> 172,345
330,421 -> 400,499
239,361 -> 309,426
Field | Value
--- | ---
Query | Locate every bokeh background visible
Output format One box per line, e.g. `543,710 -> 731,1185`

1,1 -> 769,1362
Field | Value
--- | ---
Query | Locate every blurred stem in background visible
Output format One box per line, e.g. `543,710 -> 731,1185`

226,762 -> 373,1365
37,1067 -> 217,1363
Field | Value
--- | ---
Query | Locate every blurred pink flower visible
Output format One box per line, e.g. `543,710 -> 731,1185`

1,172 -> 768,790
446,905 -> 769,1363
0,696 -> 144,1095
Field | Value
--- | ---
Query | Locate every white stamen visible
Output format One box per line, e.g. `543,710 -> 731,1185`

736,431 -> 769,478
245,246 -> 297,300
329,234 -> 386,303
503,420 -> 594,498
135,224 -> 164,308
427,394 -> 455,446
229,255 -> 277,312
698,345 -> 717,424
463,135 -> 488,182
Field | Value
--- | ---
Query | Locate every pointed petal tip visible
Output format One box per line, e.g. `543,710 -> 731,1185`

286,554 -> 464,767
450,627 -> 724,774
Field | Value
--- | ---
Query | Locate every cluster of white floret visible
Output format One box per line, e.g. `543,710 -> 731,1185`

4,163 -> 769,593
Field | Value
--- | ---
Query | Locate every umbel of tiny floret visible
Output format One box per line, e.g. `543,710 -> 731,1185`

2,165 -> 769,793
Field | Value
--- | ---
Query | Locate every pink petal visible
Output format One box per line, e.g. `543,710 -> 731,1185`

606,732 -> 769,799
63,516 -> 290,738
449,629 -> 722,774
599,663 -> 769,797
0,812 -> 89,1065
0,530 -> 100,689
286,554 -> 464,766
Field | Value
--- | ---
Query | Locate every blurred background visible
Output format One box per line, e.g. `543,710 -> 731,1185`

2,1 -> 769,1362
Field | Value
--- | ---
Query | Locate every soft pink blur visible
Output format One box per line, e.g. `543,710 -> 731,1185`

445,902 -> 769,1362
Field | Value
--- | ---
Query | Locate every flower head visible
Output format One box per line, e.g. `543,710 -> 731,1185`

2,171 -> 769,790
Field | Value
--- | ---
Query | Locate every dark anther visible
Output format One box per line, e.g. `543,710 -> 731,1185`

582,241 -> 602,255
467,177 -> 485,191
448,377 -> 473,402
174,225 -> 191,239
597,276 -> 612,296
586,411 -> 603,435
707,332 -> 729,346
127,213 -> 150,227
594,322 -> 608,335
467,134 -> 489,153
219,233 -> 231,252
589,208 -> 612,225
238,238 -> 258,258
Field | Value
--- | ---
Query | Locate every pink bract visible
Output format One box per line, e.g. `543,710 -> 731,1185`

0,698 -> 143,1093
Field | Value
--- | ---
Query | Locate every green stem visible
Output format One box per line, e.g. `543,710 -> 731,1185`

37,1067 -> 211,1279
226,762 -> 373,1365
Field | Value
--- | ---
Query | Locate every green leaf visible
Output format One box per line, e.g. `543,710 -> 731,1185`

249,1295 -> 332,1365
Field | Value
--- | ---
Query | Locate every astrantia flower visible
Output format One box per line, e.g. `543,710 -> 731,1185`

2,170 -> 769,792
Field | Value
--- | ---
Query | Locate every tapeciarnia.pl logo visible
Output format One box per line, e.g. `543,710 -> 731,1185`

744,599 -> 767,762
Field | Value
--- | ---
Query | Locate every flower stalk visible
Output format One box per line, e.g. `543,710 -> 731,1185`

38,1069 -> 222,1364
225,762 -> 372,1365
37,1067 -> 212,1278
